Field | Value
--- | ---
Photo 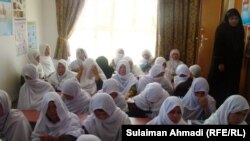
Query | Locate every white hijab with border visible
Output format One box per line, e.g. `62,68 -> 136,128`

112,59 -> 138,95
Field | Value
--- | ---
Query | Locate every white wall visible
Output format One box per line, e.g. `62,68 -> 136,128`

0,0 -> 57,104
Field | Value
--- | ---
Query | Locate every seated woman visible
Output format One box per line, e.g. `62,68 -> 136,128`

204,95 -> 249,125
0,89 -> 32,141
137,64 -> 173,94
147,96 -> 187,125
48,59 -> 76,92
18,64 -> 54,110
110,48 -> 125,70
39,43 -> 55,80
61,78 -> 91,115
166,49 -> 184,82
99,78 -> 128,112
173,64 -> 193,97
123,56 -> 143,78
154,56 -> 172,82
189,64 -> 201,78
111,59 -> 138,99
182,77 -> 216,121
77,58 -> 107,96
96,56 -> 114,79
130,82 -> 169,118
31,92 -> 84,141
27,49 -> 45,79
139,49 -> 154,74
69,48 -> 88,73
82,93 -> 131,141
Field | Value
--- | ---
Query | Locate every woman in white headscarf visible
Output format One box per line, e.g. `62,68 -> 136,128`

69,48 -> 88,73
39,43 -> 55,80
173,64 -> 193,97
61,78 -> 91,115
204,95 -> 249,125
182,77 -> 216,121
147,96 -> 187,125
18,64 -> 54,110
166,49 -> 183,80
99,78 -> 128,112
48,59 -> 76,92
0,90 -> 32,141
111,59 -> 138,99
110,48 -> 125,70
27,49 -> 45,79
154,56 -> 172,83
82,93 -> 131,141
76,135 -> 102,141
137,64 -> 173,95
133,82 -> 169,119
123,56 -> 143,78
78,58 -> 107,96
31,92 -> 84,141
139,49 -> 154,74
189,64 -> 201,78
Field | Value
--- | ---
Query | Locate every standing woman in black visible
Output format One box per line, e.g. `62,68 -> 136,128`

208,8 -> 245,108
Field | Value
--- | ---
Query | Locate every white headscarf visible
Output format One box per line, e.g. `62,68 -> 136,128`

79,58 -> 107,96
154,57 -> 166,66
113,48 -> 125,66
173,64 -> 190,88
31,92 -> 84,141
69,48 -> 88,71
138,64 -> 173,94
154,56 -> 172,82
0,90 -> 32,141
18,64 -> 54,110
204,95 -> 249,125
134,82 -> 169,118
27,49 -> 45,79
39,43 -> 55,78
189,64 -> 201,78
167,49 -> 183,75
76,134 -> 102,141
112,59 -> 138,95
123,56 -> 143,77
141,49 -> 154,63
182,77 -> 216,120
49,59 -> 75,91
147,96 -> 187,125
99,78 -> 128,112
61,78 -> 91,114
82,93 -> 131,141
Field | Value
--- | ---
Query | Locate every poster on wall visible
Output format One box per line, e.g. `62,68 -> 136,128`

242,0 -> 250,25
13,0 -> 25,20
0,0 -> 13,36
15,20 -> 28,55
27,22 -> 37,49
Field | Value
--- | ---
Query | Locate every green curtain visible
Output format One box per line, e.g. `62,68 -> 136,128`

54,0 -> 85,60
155,0 -> 200,65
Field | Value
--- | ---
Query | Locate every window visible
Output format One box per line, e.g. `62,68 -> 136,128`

69,0 -> 157,65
